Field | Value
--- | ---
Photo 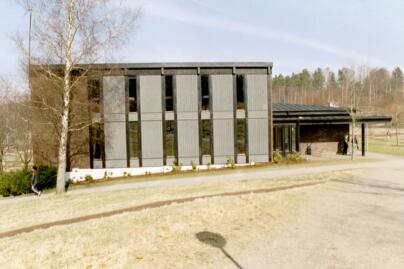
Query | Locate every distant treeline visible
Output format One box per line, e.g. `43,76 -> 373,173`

272,66 -> 404,122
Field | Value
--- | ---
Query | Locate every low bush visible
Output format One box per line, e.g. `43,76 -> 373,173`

0,165 -> 57,197
172,159 -> 182,172
190,161 -> 197,171
85,174 -> 94,182
37,165 -> 57,190
226,157 -> 235,169
286,151 -> 304,162
0,170 -> 31,197
273,149 -> 283,163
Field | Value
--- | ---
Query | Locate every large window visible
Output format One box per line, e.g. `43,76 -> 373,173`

88,79 -> 101,113
236,75 -> 245,109
201,75 -> 210,110
236,119 -> 246,154
128,78 -> 137,112
165,120 -> 176,157
201,119 -> 211,155
129,122 -> 139,158
165,76 -> 174,111
90,123 -> 105,168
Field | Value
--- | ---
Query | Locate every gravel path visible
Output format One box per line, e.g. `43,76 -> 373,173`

239,155 -> 404,268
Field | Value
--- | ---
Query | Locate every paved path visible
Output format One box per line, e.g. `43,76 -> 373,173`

240,154 -> 404,268
0,153 -> 402,206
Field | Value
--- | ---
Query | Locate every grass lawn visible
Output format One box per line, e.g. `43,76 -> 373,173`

0,170 -> 355,268
368,136 -> 404,156
0,171 -> 354,233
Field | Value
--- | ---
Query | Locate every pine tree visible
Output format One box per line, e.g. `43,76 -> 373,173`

391,67 -> 403,94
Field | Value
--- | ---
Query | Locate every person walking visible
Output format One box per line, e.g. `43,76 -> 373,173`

342,135 -> 349,155
31,166 -> 41,196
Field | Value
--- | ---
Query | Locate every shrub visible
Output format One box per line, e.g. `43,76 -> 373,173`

0,170 -> 31,197
37,165 -> 57,190
273,149 -> 283,163
172,160 -> 182,172
226,157 -> 235,169
190,161 -> 197,171
0,165 -> 57,197
286,151 -> 304,162
85,174 -> 94,182
65,179 -> 72,191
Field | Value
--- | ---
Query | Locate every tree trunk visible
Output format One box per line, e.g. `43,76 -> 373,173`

351,118 -> 355,160
56,87 -> 70,193
56,1 -> 73,194
0,150 -> 3,173
396,114 -> 399,146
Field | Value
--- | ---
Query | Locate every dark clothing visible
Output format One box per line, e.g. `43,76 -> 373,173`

31,173 -> 39,186
342,140 -> 348,155
31,173 -> 41,195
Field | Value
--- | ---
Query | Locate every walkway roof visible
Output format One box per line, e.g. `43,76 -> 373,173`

273,103 -> 392,125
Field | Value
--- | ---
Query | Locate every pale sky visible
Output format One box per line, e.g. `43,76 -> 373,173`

0,0 -> 403,76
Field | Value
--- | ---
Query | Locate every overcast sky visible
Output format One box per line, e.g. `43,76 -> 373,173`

0,0 -> 403,76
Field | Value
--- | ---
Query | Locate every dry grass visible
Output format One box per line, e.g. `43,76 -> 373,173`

0,171 -> 352,233
0,171 -> 357,268
0,183 -> 327,268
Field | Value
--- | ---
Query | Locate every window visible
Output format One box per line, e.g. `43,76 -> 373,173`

202,119 -> 211,155
88,79 -> 101,113
236,119 -> 246,154
236,75 -> 245,109
165,120 -> 176,157
284,127 -> 290,152
165,76 -> 174,111
90,123 -> 104,167
129,122 -> 139,158
128,78 -> 137,112
201,75 -> 210,110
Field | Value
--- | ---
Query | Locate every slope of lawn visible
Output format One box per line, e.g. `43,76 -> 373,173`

0,171 -> 355,234
0,171 -> 356,268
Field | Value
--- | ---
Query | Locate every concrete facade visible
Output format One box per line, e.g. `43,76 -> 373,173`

96,63 -> 273,168
30,62 -> 274,169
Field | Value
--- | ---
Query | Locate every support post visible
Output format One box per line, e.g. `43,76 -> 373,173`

273,126 -> 278,151
288,126 -> 292,153
361,123 -> 366,156
296,121 -> 300,152
281,127 -> 286,157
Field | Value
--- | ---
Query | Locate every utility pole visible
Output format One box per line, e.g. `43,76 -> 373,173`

28,4 -> 32,93
351,82 -> 356,160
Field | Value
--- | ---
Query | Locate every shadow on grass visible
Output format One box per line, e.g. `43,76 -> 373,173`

196,231 -> 243,269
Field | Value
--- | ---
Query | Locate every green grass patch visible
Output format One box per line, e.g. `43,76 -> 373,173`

368,136 -> 404,156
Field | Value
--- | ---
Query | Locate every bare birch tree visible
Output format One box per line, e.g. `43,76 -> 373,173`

16,0 -> 141,193
0,80 -> 12,173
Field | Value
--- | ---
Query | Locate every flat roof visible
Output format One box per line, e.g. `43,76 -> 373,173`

32,62 -> 273,70
273,103 -> 392,124
273,103 -> 346,113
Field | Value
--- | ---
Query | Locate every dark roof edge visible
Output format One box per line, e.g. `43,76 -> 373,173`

32,62 -> 273,70
357,115 -> 392,122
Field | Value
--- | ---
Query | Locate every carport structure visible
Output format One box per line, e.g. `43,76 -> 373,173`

272,104 -> 392,157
